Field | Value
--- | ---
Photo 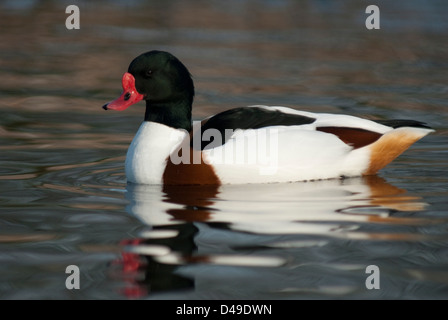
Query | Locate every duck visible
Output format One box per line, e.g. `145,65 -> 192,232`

102,50 -> 434,185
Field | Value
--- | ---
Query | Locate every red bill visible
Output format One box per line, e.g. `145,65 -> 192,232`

102,72 -> 145,111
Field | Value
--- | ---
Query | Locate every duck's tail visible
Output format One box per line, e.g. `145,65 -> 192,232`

363,121 -> 434,175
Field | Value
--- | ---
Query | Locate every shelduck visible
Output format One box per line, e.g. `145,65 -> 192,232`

102,50 -> 433,185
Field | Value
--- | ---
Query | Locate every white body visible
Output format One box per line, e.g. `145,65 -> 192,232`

125,106 -> 433,185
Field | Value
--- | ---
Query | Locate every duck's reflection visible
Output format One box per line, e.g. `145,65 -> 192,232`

114,183 -> 219,298
114,176 -> 426,298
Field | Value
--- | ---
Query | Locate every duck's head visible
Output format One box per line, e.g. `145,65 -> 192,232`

102,51 -> 195,130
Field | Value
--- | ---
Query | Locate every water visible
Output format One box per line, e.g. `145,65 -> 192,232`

1,0 -> 448,300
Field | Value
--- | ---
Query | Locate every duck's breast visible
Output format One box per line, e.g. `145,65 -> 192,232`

125,122 -> 188,184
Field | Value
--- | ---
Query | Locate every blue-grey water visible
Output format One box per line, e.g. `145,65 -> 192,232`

1,0 -> 448,299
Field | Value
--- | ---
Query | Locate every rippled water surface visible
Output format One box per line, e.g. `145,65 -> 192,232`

1,0 -> 448,299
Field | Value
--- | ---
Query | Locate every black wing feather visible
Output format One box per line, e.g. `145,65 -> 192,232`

374,119 -> 432,129
193,106 -> 316,150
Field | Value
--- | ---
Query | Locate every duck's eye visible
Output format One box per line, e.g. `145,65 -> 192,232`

145,70 -> 153,78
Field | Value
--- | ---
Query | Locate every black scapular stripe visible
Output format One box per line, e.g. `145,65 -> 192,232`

192,107 -> 316,150
374,119 -> 432,129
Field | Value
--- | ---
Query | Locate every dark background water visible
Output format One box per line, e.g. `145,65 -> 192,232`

1,0 -> 447,299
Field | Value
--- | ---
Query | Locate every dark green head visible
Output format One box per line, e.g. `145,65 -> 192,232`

103,50 -> 195,130
128,51 -> 194,106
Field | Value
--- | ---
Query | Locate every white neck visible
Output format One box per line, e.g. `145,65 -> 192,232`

125,122 -> 188,184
